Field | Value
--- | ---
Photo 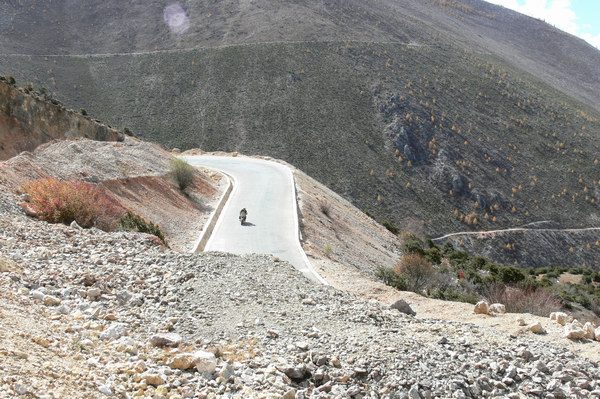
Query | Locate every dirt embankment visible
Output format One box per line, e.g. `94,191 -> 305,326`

0,80 -> 123,160
0,138 -> 224,251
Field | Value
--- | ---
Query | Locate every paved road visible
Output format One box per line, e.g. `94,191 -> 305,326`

183,155 -> 326,284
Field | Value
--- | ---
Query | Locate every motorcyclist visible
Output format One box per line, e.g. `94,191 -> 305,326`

239,208 -> 247,223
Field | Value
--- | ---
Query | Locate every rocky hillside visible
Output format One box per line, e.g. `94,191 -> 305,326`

2,192 -> 600,398
434,226 -> 600,268
1,0 -> 599,240
0,79 -> 123,160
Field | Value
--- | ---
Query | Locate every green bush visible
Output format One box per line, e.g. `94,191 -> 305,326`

375,266 -> 407,291
496,266 -> 527,285
170,158 -> 195,191
119,211 -> 165,243
402,234 -> 425,255
424,247 -> 442,264
382,220 -> 399,235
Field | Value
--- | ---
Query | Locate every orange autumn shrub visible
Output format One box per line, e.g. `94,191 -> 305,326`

21,178 -> 124,231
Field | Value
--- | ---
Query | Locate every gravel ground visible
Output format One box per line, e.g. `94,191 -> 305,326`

2,191 -> 600,399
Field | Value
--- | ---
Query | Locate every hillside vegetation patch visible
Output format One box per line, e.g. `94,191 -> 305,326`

20,178 -> 166,242
21,178 -> 124,231
377,234 -> 577,318
170,158 -> 195,191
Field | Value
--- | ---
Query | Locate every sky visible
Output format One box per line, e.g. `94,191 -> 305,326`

485,0 -> 600,49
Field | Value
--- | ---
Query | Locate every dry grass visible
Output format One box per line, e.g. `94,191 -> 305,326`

483,283 -> 562,316
394,253 -> 435,293
20,178 -> 124,230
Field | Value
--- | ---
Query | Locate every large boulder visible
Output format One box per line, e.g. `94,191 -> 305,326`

527,321 -> 546,335
550,312 -> 569,326
489,303 -> 506,314
390,299 -> 416,316
474,301 -> 490,315
583,322 -> 596,340
563,320 -> 586,340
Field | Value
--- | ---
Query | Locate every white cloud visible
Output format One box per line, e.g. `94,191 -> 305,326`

485,0 -> 599,49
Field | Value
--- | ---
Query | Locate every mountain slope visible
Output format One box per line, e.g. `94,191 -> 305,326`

1,0 -> 599,240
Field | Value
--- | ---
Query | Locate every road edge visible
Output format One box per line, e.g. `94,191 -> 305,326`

190,168 -> 234,253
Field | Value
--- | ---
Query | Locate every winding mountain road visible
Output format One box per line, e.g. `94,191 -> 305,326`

183,155 -> 326,284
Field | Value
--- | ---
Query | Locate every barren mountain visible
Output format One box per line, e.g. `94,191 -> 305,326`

1,0 -> 599,240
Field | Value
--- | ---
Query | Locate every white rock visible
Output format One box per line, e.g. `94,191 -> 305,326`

563,320 -> 586,340
98,385 -> 112,396
516,318 -> 527,326
595,327 -> 600,342
100,323 -> 128,341
550,312 -> 569,326
31,290 -> 45,301
193,351 -> 217,374
489,303 -> 506,314
583,322 -> 595,340
474,301 -> 489,315
408,383 -> 421,399
527,321 -> 546,334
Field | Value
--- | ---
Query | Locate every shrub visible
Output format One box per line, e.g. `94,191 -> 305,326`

401,233 -> 425,255
482,283 -> 561,316
395,253 -> 435,293
119,211 -> 166,243
424,246 -> 442,264
382,220 -> 399,235
319,201 -> 331,218
495,266 -> 527,285
21,178 -> 123,230
170,158 -> 195,190
80,108 -> 88,116
375,266 -> 407,291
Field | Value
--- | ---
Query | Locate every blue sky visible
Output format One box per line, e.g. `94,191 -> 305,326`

485,0 -> 600,48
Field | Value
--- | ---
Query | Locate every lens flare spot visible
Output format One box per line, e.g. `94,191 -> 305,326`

163,3 -> 190,34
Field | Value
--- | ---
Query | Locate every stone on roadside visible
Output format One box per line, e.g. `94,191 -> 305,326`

550,312 -> 569,326
43,295 -> 61,306
87,287 -> 102,300
302,297 -> 316,305
583,322 -> 595,340
100,323 -> 128,341
169,353 -> 196,370
489,303 -> 506,314
31,290 -> 45,301
390,299 -> 416,316
474,301 -> 489,315
595,326 -> 600,342
149,332 -> 182,348
408,383 -> 422,399
563,320 -> 586,340
527,321 -> 546,334
168,351 -> 216,372
516,317 -> 527,326
143,372 -> 166,386
193,351 -> 217,374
